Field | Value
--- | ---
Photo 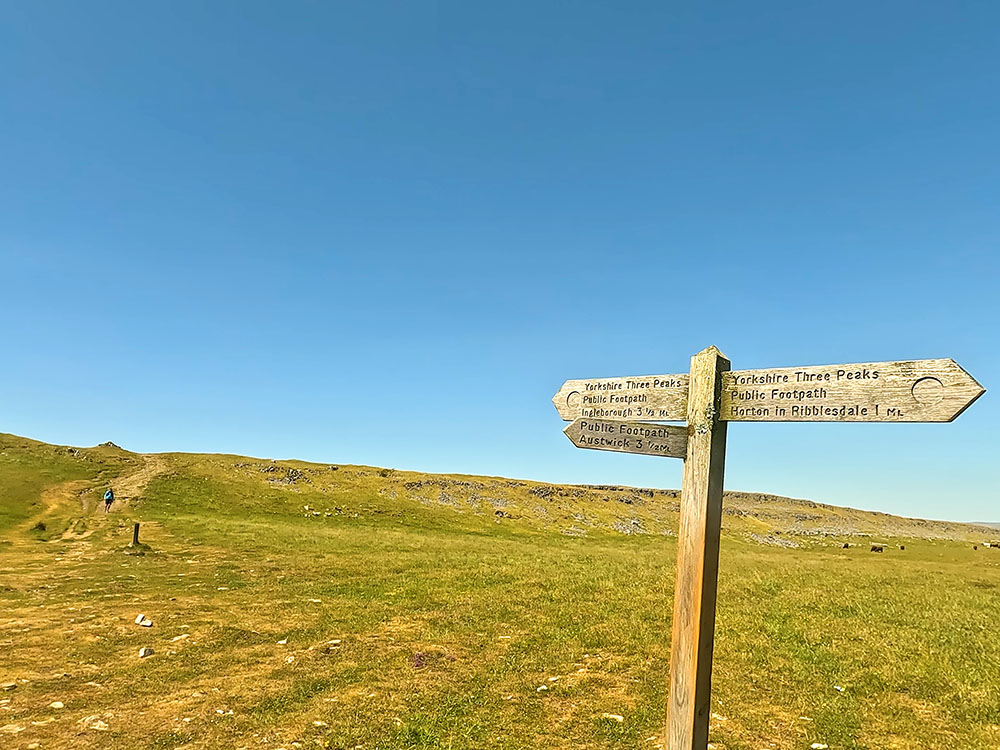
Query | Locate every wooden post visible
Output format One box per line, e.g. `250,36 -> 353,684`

132,522 -> 140,546
666,346 -> 730,750
553,350 -> 983,745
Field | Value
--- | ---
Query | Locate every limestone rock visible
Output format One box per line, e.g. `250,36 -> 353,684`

79,715 -> 110,731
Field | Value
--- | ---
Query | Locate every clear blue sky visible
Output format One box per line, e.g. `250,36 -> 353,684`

2,2 -> 997,522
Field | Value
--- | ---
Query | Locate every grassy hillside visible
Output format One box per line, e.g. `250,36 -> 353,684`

1,433 -> 999,750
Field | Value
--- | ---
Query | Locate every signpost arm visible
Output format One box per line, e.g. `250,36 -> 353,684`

666,346 -> 730,750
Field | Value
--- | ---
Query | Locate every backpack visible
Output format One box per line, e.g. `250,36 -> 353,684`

104,490 -> 114,501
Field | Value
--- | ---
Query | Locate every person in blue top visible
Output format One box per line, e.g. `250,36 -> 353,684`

103,488 -> 115,513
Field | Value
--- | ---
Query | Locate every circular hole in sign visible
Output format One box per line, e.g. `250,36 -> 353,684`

911,376 -> 945,405
566,391 -> 581,408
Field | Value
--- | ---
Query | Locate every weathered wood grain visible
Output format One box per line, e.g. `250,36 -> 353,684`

563,418 -> 687,458
552,373 -> 689,422
666,346 -> 729,750
720,358 -> 984,422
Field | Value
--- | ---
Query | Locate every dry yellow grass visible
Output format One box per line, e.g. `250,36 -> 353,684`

2,433 -> 999,749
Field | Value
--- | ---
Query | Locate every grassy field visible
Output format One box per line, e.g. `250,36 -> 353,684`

2,432 -> 999,749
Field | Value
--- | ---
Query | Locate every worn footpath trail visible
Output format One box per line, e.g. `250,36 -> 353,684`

0,453 -> 211,747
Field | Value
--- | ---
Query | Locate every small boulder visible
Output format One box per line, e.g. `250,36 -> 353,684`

79,715 -> 109,731
138,647 -> 154,658
49,701 -> 64,709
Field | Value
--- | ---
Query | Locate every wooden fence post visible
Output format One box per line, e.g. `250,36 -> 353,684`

132,522 -> 140,546
666,346 -> 730,749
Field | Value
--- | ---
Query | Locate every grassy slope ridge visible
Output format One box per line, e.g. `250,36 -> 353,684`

3,432 -> 984,544
1,433 -> 999,750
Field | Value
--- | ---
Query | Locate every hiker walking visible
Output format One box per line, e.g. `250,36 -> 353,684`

103,488 -> 115,513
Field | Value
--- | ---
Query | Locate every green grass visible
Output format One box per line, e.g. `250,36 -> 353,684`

1,433 -> 999,749
0,436 -> 89,533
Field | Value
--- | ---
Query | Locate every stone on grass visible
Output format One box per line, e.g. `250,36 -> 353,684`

49,701 -> 64,709
79,715 -> 109,731
600,713 -> 624,723
139,647 -> 155,658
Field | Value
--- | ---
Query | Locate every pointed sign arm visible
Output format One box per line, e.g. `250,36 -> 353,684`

564,417 -> 687,459
719,358 -> 985,422
552,373 -> 690,422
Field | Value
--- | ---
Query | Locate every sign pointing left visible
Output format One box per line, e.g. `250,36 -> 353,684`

564,418 -> 688,459
552,373 -> 690,422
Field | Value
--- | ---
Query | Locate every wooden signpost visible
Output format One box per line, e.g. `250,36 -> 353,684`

553,347 -> 985,750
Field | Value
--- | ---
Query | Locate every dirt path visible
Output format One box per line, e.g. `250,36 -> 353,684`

9,454 -> 170,546
109,454 -> 168,509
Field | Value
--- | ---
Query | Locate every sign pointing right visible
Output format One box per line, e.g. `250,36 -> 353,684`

720,358 -> 985,422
